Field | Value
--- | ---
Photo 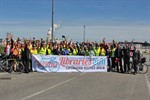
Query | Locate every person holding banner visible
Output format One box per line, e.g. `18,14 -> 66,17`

89,45 -> 95,56
72,45 -> 78,55
38,42 -> 47,55
30,44 -> 38,54
62,45 -> 70,55
78,46 -> 85,56
111,44 -> 116,71
94,44 -> 100,56
53,44 -> 60,55
47,42 -> 53,55
99,44 -> 106,56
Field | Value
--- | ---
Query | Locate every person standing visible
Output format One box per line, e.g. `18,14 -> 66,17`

5,41 -> 11,58
111,44 -> 116,71
10,42 -> 19,72
132,46 -> 141,75
122,45 -> 130,73
107,44 -> 112,72
38,42 -> 47,55
115,44 -> 123,73
94,44 -> 100,56
89,45 -> 95,56
23,41 -> 30,73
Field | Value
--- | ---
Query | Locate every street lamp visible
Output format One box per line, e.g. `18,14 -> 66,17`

51,0 -> 54,42
83,25 -> 86,42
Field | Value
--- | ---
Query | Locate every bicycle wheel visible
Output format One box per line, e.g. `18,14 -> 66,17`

17,62 -> 25,73
0,61 -> 8,72
9,62 -> 14,73
138,63 -> 148,74
0,64 -> 5,72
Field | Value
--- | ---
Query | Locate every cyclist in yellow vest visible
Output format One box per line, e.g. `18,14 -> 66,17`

38,43 -> 47,55
30,44 -> 38,54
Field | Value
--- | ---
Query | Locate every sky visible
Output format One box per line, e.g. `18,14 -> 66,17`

0,0 -> 150,42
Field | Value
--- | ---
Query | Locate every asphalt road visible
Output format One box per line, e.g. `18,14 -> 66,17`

0,54 -> 150,100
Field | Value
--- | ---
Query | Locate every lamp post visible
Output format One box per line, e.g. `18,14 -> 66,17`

83,25 -> 86,42
51,0 -> 54,42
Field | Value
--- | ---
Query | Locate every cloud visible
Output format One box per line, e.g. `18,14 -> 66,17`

1,23 -> 149,43
0,21 -> 23,24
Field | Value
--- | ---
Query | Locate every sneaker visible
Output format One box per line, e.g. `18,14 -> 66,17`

10,71 -> 15,74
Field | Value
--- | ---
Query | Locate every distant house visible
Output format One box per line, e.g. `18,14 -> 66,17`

141,42 -> 150,49
119,41 -> 150,49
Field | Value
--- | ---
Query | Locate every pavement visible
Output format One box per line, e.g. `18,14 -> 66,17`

0,54 -> 150,100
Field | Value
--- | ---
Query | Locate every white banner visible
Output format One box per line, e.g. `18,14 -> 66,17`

32,55 -> 107,72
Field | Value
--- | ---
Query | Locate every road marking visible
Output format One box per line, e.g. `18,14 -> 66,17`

145,74 -> 150,96
128,75 -> 137,100
21,73 -> 86,100
79,72 -> 86,76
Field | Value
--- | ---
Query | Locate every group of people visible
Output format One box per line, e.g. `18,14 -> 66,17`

3,36 -> 142,74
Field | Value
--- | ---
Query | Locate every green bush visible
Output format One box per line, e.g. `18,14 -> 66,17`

0,46 -> 5,54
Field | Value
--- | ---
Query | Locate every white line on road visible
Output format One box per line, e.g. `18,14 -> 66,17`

128,75 -> 137,100
21,73 -> 86,100
145,74 -> 150,96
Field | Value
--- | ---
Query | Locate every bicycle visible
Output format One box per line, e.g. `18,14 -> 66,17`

9,58 -> 25,73
0,55 -> 25,73
129,57 -> 148,74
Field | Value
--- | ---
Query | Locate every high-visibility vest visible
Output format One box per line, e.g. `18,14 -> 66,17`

38,47 -> 46,55
85,50 -> 89,56
100,48 -> 106,56
47,49 -> 53,55
30,49 -> 38,54
94,47 -> 100,56
72,49 -> 77,55
111,48 -> 116,57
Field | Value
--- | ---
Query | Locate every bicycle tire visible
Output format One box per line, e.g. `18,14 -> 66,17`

9,62 -> 14,73
17,62 -> 25,73
0,65 -> 5,72
138,63 -> 148,74
0,61 -> 8,72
